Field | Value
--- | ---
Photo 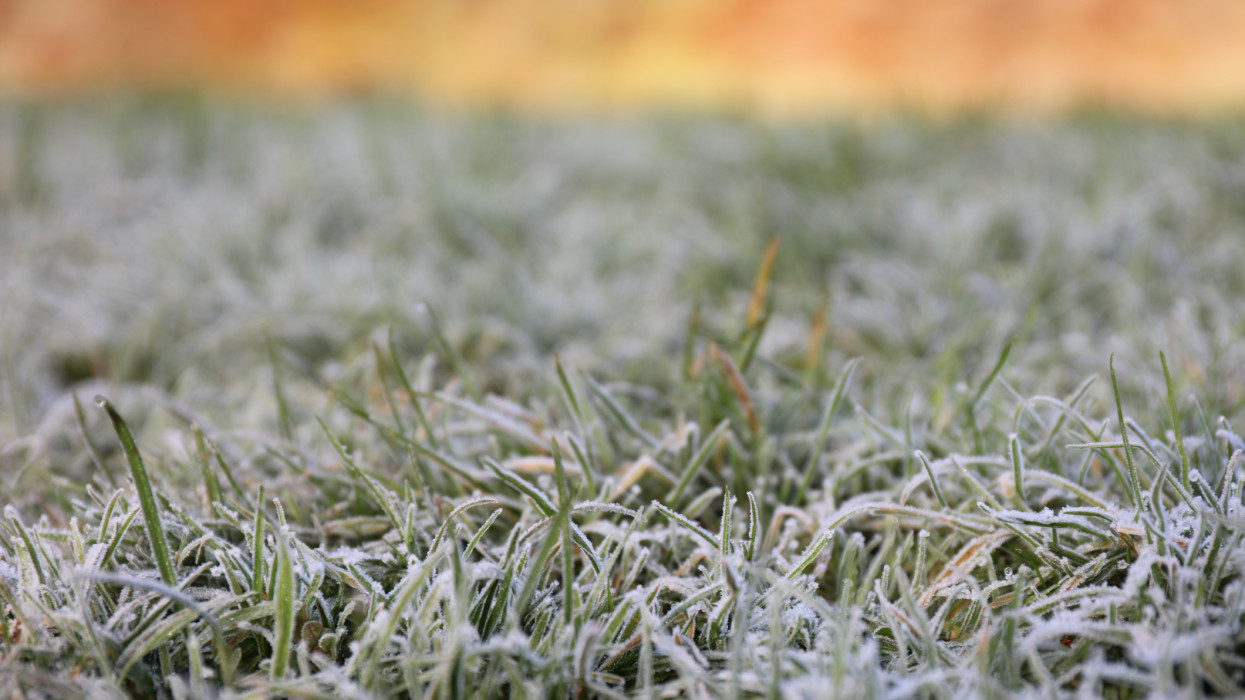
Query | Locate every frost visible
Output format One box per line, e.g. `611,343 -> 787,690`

467,560 -> 503,582
324,547 -> 371,567
1216,429 -> 1245,454
302,557 -> 326,578
0,561 -> 17,587
83,543 -> 108,570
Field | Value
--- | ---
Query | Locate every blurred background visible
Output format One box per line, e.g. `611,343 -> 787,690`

3,0 -> 1245,114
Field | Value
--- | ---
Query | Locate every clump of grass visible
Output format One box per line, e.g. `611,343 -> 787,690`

1,302 -> 1243,697
2,102 -> 1245,697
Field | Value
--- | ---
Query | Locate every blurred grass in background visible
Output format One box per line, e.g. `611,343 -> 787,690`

3,100 -> 1244,476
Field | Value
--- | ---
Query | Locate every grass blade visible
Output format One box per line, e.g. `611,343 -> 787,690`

1161,351 -> 1190,491
968,337 -> 1014,413
388,327 -> 439,449
666,419 -> 730,508
96,396 -> 176,587
916,450 -> 949,510
794,357 -> 859,504
745,491 -> 760,562
1109,355 -> 1144,511
252,484 -> 266,597
652,501 -> 720,549
745,237 -> 780,328
1010,433 -> 1027,508
270,527 -> 294,681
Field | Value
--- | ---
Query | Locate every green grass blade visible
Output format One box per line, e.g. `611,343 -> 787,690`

424,305 -> 481,402
585,374 -> 659,450
1010,433 -> 1027,508
191,425 -> 222,509
270,528 -> 295,681
666,419 -> 730,508
388,327 -> 440,449
553,441 -> 576,626
318,417 -> 404,531
1161,351 -> 1190,491
252,484 -> 266,597
373,341 -> 407,439
265,332 -> 293,442
794,357 -> 860,504
483,457 -> 557,517
1109,355 -> 1144,511
73,392 -> 113,485
652,501 -> 720,549
745,491 -> 760,562
968,337 -> 1014,413
916,450 -> 949,510
786,529 -> 832,579
96,396 -> 176,586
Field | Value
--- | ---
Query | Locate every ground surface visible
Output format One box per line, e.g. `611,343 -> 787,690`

1,102 -> 1245,697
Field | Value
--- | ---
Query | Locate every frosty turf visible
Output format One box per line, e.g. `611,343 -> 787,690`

3,331 -> 1241,697
0,102 -> 1244,697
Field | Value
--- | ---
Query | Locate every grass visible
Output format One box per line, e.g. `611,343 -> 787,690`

1,99 -> 1245,697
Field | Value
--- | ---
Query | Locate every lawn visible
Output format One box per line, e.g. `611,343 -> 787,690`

1,100 -> 1244,697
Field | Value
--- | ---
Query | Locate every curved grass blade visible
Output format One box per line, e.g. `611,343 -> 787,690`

916,450 -> 949,510
786,529 -> 832,579
96,396 -> 176,587
652,501 -> 720,549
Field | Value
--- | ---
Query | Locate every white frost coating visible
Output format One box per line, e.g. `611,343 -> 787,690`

0,561 -> 17,587
83,543 -> 108,570
467,560 -> 503,582
1119,552 -> 1181,600
782,602 -> 820,633
302,557 -> 326,578
323,547 -> 371,566
1215,429 -> 1245,453
368,608 -> 392,637
1127,626 -> 1232,666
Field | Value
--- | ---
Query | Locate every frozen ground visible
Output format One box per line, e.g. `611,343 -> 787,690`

1,100 -> 1245,697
